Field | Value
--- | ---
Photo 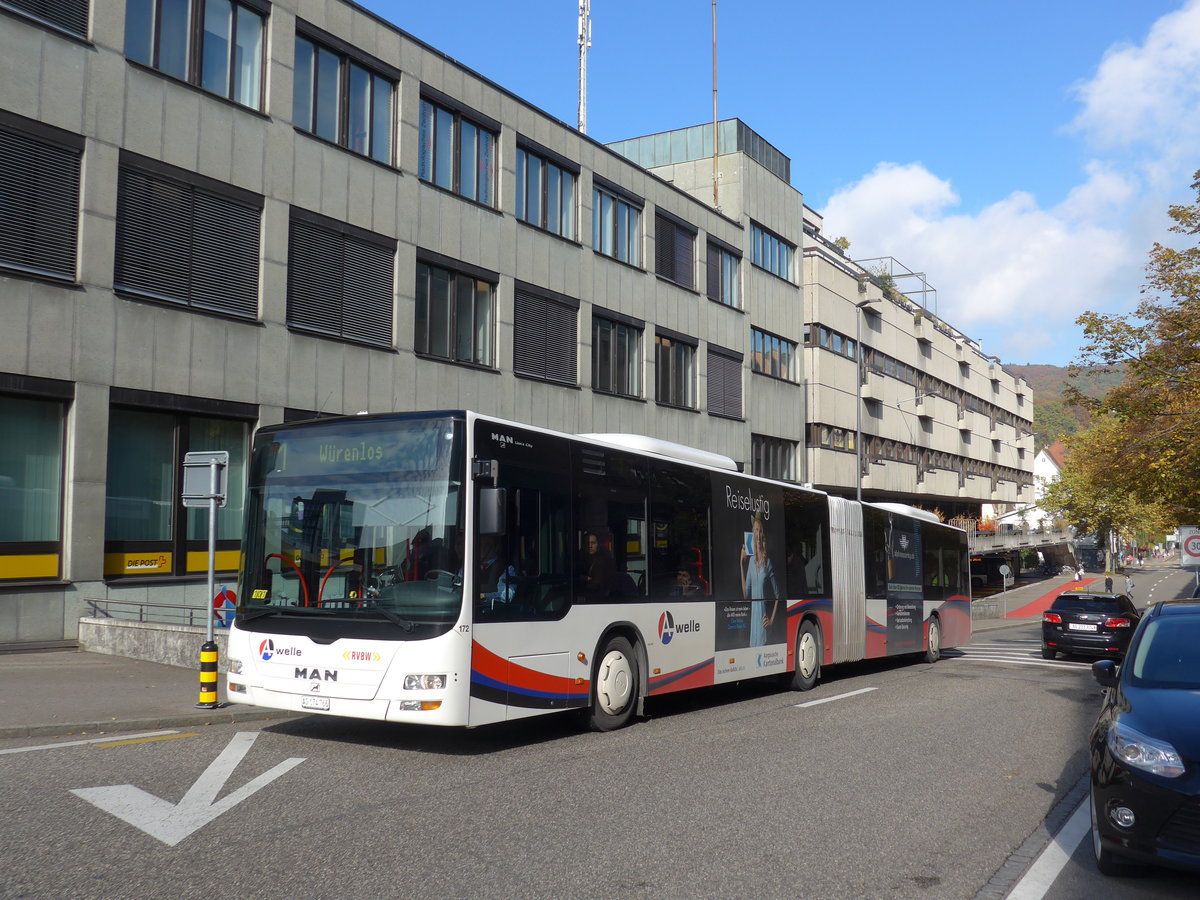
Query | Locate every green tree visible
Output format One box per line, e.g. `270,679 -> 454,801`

1032,400 -> 1080,453
1065,170 -> 1200,521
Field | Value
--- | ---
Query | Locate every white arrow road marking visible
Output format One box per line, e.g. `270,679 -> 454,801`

70,731 -> 305,847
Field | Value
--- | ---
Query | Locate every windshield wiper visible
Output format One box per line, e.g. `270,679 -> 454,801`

362,600 -> 416,632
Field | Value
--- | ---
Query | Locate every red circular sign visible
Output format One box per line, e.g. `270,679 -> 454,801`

1184,534 -> 1200,559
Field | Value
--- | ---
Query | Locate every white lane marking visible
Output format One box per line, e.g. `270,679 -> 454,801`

1006,797 -> 1091,900
71,731 -> 305,847
0,730 -> 180,755
795,687 -> 877,707
949,657 -> 1090,670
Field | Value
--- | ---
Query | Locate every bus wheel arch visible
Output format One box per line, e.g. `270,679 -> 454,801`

788,617 -> 822,692
923,614 -> 942,663
585,627 -> 644,731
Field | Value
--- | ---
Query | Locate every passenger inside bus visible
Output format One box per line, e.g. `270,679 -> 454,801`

582,530 -> 616,600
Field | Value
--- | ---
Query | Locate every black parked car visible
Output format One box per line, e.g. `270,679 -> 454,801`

1041,591 -> 1140,660
1089,600 -> 1200,875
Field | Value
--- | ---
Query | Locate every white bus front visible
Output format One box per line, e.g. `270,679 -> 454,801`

226,412 -> 474,725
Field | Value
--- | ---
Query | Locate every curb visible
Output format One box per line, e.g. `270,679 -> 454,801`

0,707 -> 298,740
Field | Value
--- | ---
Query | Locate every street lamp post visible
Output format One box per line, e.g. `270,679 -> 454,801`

855,296 -> 880,502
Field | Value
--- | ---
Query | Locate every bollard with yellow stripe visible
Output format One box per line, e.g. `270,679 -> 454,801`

196,640 -> 220,709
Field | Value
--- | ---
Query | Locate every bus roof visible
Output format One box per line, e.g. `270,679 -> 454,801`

579,433 -> 739,471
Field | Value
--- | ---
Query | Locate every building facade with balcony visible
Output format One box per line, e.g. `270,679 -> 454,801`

801,221 -> 1035,517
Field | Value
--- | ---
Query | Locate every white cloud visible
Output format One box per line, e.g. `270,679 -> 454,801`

1069,0 -> 1200,164
820,1 -> 1200,364
822,164 -> 1139,362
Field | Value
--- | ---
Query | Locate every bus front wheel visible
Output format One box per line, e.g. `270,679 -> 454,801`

923,616 -> 942,664
788,620 -> 821,692
587,636 -> 637,731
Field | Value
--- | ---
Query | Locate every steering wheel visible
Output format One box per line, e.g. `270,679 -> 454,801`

424,569 -> 457,582
264,553 -> 312,608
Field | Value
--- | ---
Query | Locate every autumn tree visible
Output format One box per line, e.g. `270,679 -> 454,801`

1064,169 -> 1200,522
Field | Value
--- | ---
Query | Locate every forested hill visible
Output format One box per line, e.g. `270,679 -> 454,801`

1005,364 -> 1124,452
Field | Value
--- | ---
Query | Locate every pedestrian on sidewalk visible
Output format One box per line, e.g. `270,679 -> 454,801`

1104,574 -> 1114,592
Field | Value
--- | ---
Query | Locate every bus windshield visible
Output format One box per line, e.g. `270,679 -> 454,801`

238,415 -> 465,639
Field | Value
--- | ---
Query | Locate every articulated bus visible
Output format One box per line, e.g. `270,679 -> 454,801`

227,410 -> 971,730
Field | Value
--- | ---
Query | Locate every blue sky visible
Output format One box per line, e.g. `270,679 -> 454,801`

360,0 -> 1200,366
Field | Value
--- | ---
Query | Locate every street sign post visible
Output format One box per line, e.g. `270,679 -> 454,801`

1180,527 -> 1200,596
182,451 -> 229,707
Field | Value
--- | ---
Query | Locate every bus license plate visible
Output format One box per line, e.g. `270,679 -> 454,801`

301,696 -> 331,710
1068,623 -> 1097,632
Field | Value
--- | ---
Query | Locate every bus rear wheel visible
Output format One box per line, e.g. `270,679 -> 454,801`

788,620 -> 821,691
587,636 -> 637,731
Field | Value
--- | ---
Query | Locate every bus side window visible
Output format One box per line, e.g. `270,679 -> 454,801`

649,463 -> 710,599
572,446 -> 648,604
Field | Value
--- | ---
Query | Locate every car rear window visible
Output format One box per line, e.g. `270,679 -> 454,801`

1050,595 -> 1122,613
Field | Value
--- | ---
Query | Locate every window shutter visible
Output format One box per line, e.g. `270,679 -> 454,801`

115,167 -> 194,304
707,350 -> 742,419
706,243 -> 720,301
287,218 -> 344,336
341,239 -> 394,347
5,0 -> 89,37
191,191 -> 260,319
0,125 -> 81,280
654,214 -> 675,281
673,226 -> 694,289
116,164 -> 261,317
513,287 -> 577,385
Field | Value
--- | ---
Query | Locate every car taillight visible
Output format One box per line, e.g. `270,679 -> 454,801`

1043,612 -> 1062,624
1104,617 -> 1131,628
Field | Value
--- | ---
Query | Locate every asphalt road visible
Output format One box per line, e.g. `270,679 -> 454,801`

2,566 -> 1196,900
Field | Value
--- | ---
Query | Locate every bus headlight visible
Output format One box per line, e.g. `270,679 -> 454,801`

228,658 -> 244,675
403,674 -> 446,690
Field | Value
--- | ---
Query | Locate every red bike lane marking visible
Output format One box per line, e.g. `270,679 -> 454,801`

1004,578 -> 1099,619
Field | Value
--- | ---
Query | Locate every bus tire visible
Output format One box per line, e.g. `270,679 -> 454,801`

587,636 -> 637,731
923,616 -> 941,663
788,620 -> 821,692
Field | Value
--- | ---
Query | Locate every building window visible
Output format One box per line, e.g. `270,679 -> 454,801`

751,328 -> 797,382
415,258 -> 495,367
593,314 -> 642,399
655,333 -> 696,409
706,348 -> 742,419
592,185 -> 640,266
115,154 -> 261,319
103,396 -> 250,578
417,96 -> 495,205
516,146 -> 576,239
654,213 -> 695,289
752,434 -> 796,482
124,0 -> 266,110
750,222 -> 794,282
0,114 -> 82,282
513,284 -> 578,385
0,385 -> 69,582
706,241 -> 740,307
293,35 -> 393,164
286,209 -> 396,348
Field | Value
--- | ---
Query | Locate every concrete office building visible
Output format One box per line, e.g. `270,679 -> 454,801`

0,0 -> 1030,645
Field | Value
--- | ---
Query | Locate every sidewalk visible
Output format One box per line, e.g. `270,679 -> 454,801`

0,649 -> 290,740
0,573 -> 1102,741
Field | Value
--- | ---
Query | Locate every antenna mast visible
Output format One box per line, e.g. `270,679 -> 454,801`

711,0 -> 719,209
578,0 -> 592,133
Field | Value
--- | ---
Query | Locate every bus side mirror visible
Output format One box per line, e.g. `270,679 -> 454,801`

479,488 -> 506,535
